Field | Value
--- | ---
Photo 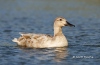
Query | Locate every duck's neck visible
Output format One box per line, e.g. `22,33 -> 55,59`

54,26 -> 63,36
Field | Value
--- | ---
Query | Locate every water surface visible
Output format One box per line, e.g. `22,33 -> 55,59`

0,0 -> 100,65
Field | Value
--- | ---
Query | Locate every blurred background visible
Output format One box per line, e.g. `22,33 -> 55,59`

0,0 -> 100,65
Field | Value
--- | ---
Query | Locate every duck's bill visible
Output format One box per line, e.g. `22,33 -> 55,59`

67,22 -> 75,27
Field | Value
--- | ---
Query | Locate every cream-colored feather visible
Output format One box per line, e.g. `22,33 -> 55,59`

12,17 -> 75,48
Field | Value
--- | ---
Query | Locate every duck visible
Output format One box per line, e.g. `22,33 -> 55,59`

12,17 -> 75,48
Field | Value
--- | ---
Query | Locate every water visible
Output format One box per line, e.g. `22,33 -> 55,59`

0,0 -> 100,65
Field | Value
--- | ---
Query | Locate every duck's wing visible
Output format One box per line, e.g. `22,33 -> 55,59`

12,33 -> 53,48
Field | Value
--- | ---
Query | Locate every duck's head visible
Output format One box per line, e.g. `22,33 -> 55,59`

54,17 -> 75,27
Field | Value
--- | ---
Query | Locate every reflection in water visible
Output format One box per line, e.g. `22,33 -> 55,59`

54,47 -> 68,62
19,47 -> 68,63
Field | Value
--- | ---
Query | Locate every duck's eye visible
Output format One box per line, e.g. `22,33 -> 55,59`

59,19 -> 62,21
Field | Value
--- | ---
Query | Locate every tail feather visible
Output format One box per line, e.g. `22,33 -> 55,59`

19,32 -> 24,36
19,32 -> 32,36
12,38 -> 19,43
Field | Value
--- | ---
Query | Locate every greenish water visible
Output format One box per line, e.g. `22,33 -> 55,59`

0,0 -> 100,65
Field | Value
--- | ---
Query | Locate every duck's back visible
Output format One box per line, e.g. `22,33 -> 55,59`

13,33 -> 53,48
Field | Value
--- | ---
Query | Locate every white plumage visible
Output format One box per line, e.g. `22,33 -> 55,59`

12,17 -> 75,48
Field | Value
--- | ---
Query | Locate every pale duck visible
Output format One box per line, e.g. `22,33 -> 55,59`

12,17 -> 75,48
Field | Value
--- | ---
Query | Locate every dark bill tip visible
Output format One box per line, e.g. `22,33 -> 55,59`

67,22 -> 75,27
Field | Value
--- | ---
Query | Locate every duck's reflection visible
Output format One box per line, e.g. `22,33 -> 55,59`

19,47 -> 68,62
54,47 -> 68,62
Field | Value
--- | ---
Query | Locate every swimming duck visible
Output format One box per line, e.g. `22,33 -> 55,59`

12,17 -> 75,48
